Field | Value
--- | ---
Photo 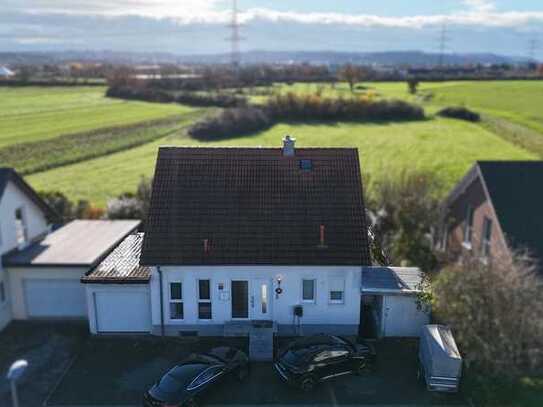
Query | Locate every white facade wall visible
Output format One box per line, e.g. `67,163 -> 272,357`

150,266 -> 361,336
0,180 -> 50,329
85,284 -> 151,334
380,294 -> 430,337
7,267 -> 87,319
0,180 -> 49,253
0,262 -> 10,330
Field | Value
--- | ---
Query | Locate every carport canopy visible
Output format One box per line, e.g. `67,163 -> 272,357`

361,267 -> 424,294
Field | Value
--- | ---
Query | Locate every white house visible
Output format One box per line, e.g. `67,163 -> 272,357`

82,138 -> 373,336
0,168 -> 55,330
0,66 -> 15,79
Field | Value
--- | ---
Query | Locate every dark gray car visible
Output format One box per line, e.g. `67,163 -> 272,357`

143,347 -> 249,407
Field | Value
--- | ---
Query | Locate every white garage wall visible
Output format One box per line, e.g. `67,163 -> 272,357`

7,267 -> 88,319
85,284 -> 151,334
150,266 -> 361,335
382,294 -> 430,337
0,263 -> 10,330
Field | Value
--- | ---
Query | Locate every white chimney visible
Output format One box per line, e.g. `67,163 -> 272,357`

282,135 -> 296,156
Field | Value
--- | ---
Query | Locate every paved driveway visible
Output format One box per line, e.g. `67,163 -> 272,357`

0,321 -> 88,407
45,336 -> 465,406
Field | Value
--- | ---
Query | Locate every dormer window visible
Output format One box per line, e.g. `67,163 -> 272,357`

15,207 -> 28,246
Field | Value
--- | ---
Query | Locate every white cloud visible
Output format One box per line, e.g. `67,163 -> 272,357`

463,0 -> 496,12
7,0 -> 543,29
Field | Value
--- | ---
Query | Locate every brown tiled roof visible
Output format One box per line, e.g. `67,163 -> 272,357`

82,233 -> 151,283
140,146 -> 371,266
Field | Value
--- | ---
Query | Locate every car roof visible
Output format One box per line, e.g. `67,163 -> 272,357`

292,335 -> 345,349
168,363 -> 210,385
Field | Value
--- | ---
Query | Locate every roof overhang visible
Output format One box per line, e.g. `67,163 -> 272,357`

361,266 -> 424,295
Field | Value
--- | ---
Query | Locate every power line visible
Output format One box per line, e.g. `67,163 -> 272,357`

528,37 -> 539,62
226,0 -> 244,68
437,23 -> 451,67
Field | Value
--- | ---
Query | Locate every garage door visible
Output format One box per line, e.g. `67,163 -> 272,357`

95,291 -> 151,333
24,279 -> 86,318
383,295 -> 429,337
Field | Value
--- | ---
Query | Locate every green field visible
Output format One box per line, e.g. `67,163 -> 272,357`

0,86 -> 194,147
3,81 -> 540,207
27,117 -> 535,206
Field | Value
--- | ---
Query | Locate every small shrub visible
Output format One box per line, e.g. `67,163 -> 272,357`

107,197 -> 145,220
189,108 -> 272,141
438,106 -> 481,122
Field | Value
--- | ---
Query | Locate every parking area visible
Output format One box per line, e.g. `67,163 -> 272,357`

0,321 -> 88,407
43,334 -> 465,406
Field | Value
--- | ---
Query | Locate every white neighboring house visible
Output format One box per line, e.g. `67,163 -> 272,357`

0,168 -> 55,330
83,138 -> 373,336
0,66 -> 15,79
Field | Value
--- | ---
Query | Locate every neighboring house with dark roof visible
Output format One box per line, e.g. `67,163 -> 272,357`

442,161 -> 543,267
0,168 -> 56,330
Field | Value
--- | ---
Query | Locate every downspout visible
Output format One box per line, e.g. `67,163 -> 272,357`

157,266 -> 165,337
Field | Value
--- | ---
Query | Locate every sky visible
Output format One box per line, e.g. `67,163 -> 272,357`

2,0 -> 542,58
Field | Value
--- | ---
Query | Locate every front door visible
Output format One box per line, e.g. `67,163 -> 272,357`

252,279 -> 272,320
231,280 -> 249,319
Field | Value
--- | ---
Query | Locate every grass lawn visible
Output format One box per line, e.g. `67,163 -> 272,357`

0,86 -> 195,147
427,80 -> 543,134
27,117 -> 535,206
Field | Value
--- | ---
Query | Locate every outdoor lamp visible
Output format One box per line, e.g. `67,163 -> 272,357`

7,359 -> 28,407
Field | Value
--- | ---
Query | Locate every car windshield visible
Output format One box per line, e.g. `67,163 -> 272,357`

332,336 -> 355,350
194,353 -> 223,364
281,348 -> 313,365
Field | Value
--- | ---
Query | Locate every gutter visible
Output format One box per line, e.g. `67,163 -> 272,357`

157,265 -> 165,337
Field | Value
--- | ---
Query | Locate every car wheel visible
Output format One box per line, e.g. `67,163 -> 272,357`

237,365 -> 249,382
354,360 -> 369,376
184,398 -> 198,407
299,375 -> 316,392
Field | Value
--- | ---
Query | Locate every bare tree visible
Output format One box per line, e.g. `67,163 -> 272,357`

366,170 -> 441,271
432,252 -> 543,378
338,63 -> 365,93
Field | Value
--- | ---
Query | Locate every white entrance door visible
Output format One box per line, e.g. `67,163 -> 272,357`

252,279 -> 271,320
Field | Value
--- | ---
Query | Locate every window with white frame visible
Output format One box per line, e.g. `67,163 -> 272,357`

328,278 -> 345,304
481,217 -> 493,258
302,279 -> 316,302
463,205 -> 474,246
0,281 -> 5,304
169,282 -> 183,320
15,207 -> 28,246
198,279 -> 212,320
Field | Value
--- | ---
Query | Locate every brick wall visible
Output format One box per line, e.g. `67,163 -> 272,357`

446,175 -> 511,264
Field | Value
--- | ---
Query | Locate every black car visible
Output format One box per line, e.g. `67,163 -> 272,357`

274,334 -> 376,391
143,347 -> 249,407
